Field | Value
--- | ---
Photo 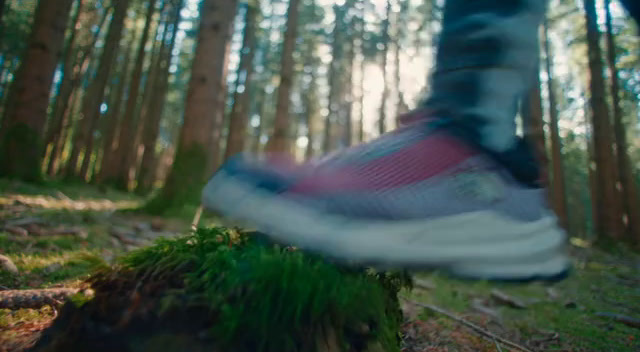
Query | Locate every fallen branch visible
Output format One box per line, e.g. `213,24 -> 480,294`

412,277 -> 435,290
49,225 -> 89,239
4,216 -> 46,227
401,296 -> 533,352
471,298 -> 501,320
596,312 -> 640,329
492,336 -> 504,352
0,288 -> 80,309
530,332 -> 559,344
110,227 -> 146,246
2,225 -> 28,237
490,289 -> 527,309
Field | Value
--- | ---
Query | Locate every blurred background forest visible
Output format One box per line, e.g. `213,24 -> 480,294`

0,0 -> 638,246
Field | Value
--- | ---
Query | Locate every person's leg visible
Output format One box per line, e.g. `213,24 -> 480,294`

201,0 -> 568,281
619,0 -> 640,26
422,0 -> 546,185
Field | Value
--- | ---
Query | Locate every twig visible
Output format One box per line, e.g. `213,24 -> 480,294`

595,312 -> 640,329
413,277 -> 436,290
493,336 -> 504,352
530,332 -> 559,344
191,205 -> 203,231
401,296 -> 533,352
110,230 -> 144,246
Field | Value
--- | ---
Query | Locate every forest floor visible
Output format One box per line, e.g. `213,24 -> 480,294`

0,179 -> 638,352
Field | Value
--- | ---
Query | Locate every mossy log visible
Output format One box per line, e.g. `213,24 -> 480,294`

30,227 -> 411,352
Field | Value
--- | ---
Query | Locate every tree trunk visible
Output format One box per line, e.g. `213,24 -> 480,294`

53,81 -> 84,177
224,0 -> 259,161
43,0 -> 84,163
78,107 -> 100,180
65,0 -> 130,179
0,0 -> 74,181
149,0 -> 238,212
323,9 -> 342,153
0,0 -> 6,51
265,0 -> 301,154
96,28 -> 138,183
204,1 -> 238,175
604,0 -> 640,244
583,0 -> 621,240
47,88 -> 77,176
304,53 -> 318,160
584,95 -> 597,239
0,0 -> 5,25
542,17 -> 569,230
358,5 -> 365,144
521,67 -> 548,187
128,2 -> 171,186
46,6 -> 109,177
378,0 -> 391,135
393,0 -> 407,127
136,0 -> 183,195
343,38 -> 355,147
252,88 -> 266,154
109,0 -> 157,190
0,58 -> 15,115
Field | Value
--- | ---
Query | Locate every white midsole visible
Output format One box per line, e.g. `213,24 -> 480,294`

202,171 -> 570,277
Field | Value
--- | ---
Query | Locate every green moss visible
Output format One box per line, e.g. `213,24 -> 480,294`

0,122 -> 44,182
144,144 -> 208,214
81,227 -> 410,352
0,249 -> 107,289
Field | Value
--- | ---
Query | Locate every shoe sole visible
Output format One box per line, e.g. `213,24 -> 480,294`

202,171 -> 571,282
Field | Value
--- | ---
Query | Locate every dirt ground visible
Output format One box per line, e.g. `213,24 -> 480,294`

1,180 -> 639,352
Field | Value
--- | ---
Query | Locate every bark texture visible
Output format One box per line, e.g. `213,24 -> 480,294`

266,0 -> 301,153
46,6 -> 109,177
377,0 -> 391,135
109,0 -> 157,190
65,0 -> 130,178
97,27 -> 138,183
604,0 -> 640,243
149,0 -> 237,211
136,0 -> 184,195
583,0 -> 621,240
542,17 -> 569,230
224,0 -> 259,161
0,0 -> 74,181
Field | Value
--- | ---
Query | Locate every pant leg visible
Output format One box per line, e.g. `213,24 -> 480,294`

423,0 -> 547,153
619,0 -> 640,26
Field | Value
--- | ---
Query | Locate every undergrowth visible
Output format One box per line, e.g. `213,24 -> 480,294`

88,227 -> 412,352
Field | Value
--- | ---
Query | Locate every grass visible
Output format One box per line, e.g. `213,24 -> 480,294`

31,227 -> 410,352
1,178 -> 639,351
406,246 -> 640,351
123,228 -> 410,351
0,248 -> 107,289
0,178 -> 178,345
0,178 -> 140,204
